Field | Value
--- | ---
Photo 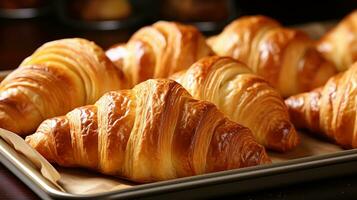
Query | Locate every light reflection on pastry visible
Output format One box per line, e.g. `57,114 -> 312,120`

208,15 -> 337,97
172,56 -> 299,151
285,62 -> 357,148
106,21 -> 213,87
317,10 -> 357,71
26,79 -> 271,183
0,38 -> 127,135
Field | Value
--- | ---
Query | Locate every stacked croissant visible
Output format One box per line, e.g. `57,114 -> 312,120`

1,10 -> 356,183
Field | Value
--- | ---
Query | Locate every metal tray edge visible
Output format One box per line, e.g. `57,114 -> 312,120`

1,136 -> 357,199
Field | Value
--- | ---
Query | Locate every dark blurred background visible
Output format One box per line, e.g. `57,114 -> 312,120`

0,0 -> 356,70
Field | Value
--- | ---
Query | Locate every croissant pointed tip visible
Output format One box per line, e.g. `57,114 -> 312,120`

266,120 -> 300,152
0,101 -> 27,135
24,134 -> 34,145
259,148 -> 272,164
241,140 -> 272,167
25,134 -> 42,153
25,131 -> 56,163
284,129 -> 300,152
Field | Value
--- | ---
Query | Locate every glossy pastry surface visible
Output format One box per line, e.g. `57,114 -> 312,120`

106,21 -> 212,87
285,62 -> 357,148
172,56 -> 299,151
26,79 -> 270,183
317,10 -> 357,71
208,15 -> 336,97
0,38 -> 126,135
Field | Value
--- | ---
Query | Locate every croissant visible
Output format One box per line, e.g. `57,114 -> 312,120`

172,56 -> 299,152
207,15 -> 337,97
317,10 -> 357,71
106,21 -> 213,87
25,79 -> 271,183
285,62 -> 357,148
0,38 -> 127,135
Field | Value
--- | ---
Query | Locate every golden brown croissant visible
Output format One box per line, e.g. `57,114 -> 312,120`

25,79 -> 271,183
0,38 -> 127,135
207,15 -> 337,97
172,56 -> 299,152
317,10 -> 357,71
106,21 -> 213,87
285,62 -> 357,148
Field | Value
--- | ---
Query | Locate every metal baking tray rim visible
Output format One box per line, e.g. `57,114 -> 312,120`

1,135 -> 357,199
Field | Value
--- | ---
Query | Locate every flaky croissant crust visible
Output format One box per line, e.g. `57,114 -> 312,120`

208,15 -> 336,97
317,10 -> 357,71
26,79 -> 270,183
106,21 -> 213,87
285,62 -> 357,148
0,38 -> 126,135
172,56 -> 299,151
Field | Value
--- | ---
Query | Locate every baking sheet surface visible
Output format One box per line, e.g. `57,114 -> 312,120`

0,128 -> 345,195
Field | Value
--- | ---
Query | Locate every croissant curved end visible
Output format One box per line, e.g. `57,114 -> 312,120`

268,120 -> 300,152
25,131 -> 55,163
243,142 -> 272,166
0,109 -> 21,134
25,116 -> 73,166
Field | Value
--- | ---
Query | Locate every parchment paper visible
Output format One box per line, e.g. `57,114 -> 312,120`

0,128 -> 344,195
0,21 -> 343,195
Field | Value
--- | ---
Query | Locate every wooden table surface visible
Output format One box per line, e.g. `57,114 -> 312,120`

1,13 -> 357,200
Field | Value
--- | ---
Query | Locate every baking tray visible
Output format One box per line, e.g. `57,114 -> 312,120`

2,134 -> 357,200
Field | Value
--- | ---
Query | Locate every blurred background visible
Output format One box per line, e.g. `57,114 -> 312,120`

0,0 -> 356,70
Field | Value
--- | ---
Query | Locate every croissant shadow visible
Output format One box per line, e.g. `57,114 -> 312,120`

269,131 -> 343,162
